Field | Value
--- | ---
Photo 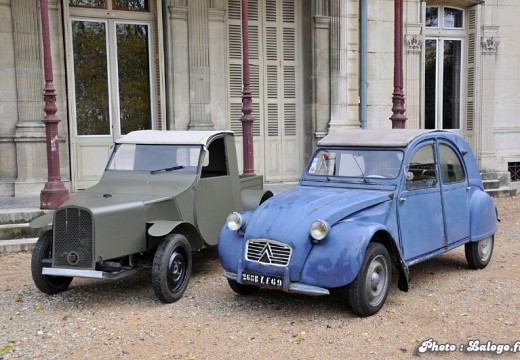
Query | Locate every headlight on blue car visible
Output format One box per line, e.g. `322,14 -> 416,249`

310,219 -> 329,243
226,212 -> 243,231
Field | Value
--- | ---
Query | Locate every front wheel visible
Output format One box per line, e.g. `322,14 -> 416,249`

347,243 -> 391,317
465,236 -> 494,269
152,233 -> 192,303
31,230 -> 73,295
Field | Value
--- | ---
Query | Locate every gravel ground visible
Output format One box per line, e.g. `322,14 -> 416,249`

1,197 -> 519,360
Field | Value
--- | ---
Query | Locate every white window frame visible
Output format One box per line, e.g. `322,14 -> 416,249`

424,5 -> 467,131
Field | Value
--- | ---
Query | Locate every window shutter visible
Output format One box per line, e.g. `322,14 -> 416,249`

466,7 -> 477,132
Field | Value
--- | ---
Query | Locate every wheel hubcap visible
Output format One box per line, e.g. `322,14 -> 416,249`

366,255 -> 388,307
168,250 -> 186,292
478,237 -> 492,262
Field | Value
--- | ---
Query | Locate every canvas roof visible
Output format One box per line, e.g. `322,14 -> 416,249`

116,130 -> 233,146
318,129 -> 438,147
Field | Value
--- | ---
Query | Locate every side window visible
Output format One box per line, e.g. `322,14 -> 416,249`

439,144 -> 466,184
406,145 -> 438,190
201,137 -> 229,178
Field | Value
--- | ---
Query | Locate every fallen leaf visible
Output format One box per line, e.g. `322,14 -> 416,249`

187,356 -> 196,360
410,339 -> 420,344
36,305 -> 44,311
362,332 -> 369,337
126,318 -> 138,323
0,345 -> 15,354
15,298 -> 23,303
292,339 -> 301,345
495,317 -> 503,321
459,312 -> 469,317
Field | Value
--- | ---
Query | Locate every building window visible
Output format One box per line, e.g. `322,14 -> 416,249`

424,6 -> 465,130
70,1 -> 149,10
509,162 -> 520,182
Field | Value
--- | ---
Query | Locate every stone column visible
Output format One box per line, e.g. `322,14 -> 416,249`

404,26 -> 423,129
328,0 -> 348,130
11,0 -> 48,195
312,0 -> 331,143
478,26 -> 500,171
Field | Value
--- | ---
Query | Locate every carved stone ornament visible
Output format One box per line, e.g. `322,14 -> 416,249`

406,34 -> 423,53
481,37 -> 500,54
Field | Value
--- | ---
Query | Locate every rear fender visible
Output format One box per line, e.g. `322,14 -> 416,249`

147,220 -> 204,251
469,190 -> 498,241
241,190 -> 274,211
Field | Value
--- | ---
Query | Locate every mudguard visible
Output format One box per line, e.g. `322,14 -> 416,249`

469,190 -> 498,241
29,213 -> 53,229
241,190 -> 274,211
148,220 -> 205,250
299,221 -> 388,288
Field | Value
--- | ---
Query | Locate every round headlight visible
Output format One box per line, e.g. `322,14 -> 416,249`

226,212 -> 243,231
310,219 -> 329,242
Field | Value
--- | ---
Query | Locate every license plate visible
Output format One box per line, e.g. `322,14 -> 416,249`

241,272 -> 283,289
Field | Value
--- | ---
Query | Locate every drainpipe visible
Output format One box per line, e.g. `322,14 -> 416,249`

359,0 -> 368,129
240,0 -> 255,176
39,0 -> 69,209
390,0 -> 407,128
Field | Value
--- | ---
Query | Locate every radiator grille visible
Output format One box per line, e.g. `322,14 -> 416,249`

246,239 -> 292,267
53,207 -> 94,268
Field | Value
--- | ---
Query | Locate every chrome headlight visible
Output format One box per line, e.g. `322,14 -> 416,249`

226,212 -> 243,231
310,219 -> 329,242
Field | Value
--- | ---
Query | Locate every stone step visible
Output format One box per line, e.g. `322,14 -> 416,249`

483,179 -> 500,190
486,187 -> 517,198
0,238 -> 37,253
0,223 -> 48,240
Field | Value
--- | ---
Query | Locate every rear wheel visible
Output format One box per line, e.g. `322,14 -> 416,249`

465,236 -> 494,269
347,243 -> 391,317
31,230 -> 73,295
152,233 -> 192,303
227,279 -> 259,295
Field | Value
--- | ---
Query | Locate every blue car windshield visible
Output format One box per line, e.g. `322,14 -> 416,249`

307,149 -> 404,179
106,144 -> 202,174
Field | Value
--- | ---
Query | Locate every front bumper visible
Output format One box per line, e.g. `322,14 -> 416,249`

223,271 -> 330,296
43,267 -> 139,280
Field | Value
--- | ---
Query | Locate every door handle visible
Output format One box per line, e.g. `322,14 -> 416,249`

399,197 -> 407,202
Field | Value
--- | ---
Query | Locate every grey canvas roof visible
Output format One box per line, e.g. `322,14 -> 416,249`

318,129 -> 436,147
116,130 -> 233,146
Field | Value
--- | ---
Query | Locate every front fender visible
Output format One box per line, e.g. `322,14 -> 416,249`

469,190 -> 498,241
299,221 -> 386,288
147,220 -> 204,250
218,212 -> 253,272
29,213 -> 53,229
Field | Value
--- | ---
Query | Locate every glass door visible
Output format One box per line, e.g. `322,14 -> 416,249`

67,1 -> 156,189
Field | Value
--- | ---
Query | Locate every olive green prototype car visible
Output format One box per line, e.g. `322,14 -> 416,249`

31,130 -> 272,303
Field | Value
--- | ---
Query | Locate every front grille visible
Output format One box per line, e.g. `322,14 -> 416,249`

246,239 -> 292,267
53,207 -> 94,268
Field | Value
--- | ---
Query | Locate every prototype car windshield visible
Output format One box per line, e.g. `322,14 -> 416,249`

307,149 -> 404,179
106,144 -> 202,174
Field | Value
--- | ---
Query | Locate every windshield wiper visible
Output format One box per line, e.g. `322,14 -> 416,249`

150,165 -> 185,174
352,154 -> 369,183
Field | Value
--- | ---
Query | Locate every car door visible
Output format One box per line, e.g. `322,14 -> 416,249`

398,142 -> 445,262
437,142 -> 470,245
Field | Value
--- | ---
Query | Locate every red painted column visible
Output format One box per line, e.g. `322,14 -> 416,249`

39,0 -> 69,209
240,0 -> 255,176
390,0 -> 407,129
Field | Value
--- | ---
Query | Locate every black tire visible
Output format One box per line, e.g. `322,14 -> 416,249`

465,236 -> 494,269
31,230 -> 73,295
152,233 -> 192,303
347,243 -> 391,317
227,279 -> 259,295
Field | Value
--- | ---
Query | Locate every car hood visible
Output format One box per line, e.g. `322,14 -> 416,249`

244,186 -> 393,243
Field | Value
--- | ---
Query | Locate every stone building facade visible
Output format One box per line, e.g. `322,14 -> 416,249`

0,0 -> 519,197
